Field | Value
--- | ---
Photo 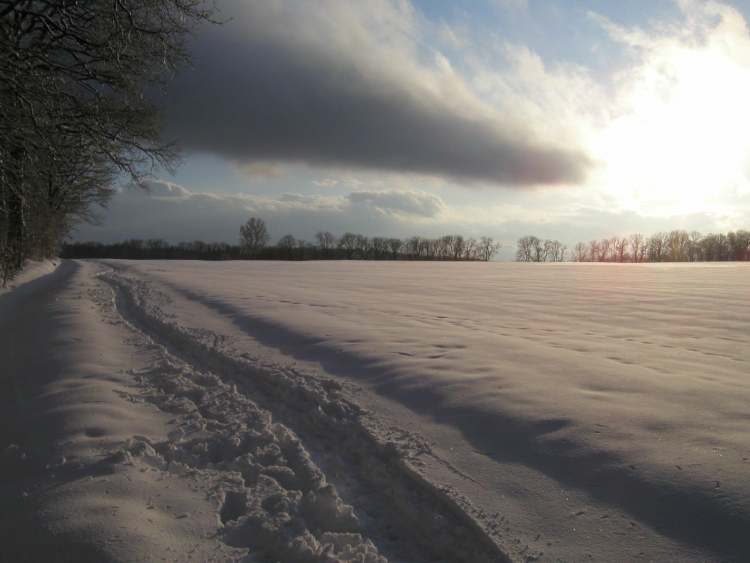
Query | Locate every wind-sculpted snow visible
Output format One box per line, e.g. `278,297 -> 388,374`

102,260 -> 750,561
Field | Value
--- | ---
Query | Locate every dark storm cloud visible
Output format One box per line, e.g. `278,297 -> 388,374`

161,1 -> 590,187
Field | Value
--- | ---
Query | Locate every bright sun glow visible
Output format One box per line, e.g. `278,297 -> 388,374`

592,13 -> 750,217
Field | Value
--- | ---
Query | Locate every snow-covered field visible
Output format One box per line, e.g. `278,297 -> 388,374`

2,259 -> 749,561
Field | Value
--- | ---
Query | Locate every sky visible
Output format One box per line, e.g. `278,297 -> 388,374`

74,0 -> 750,259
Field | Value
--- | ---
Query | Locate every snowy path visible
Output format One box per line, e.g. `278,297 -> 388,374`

0,261 -> 275,561
3,259 -> 749,561
1,261 -> 505,562
102,265 -> 504,563
0,260 -> 244,561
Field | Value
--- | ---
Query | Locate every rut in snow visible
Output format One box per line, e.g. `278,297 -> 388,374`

101,268 -> 510,563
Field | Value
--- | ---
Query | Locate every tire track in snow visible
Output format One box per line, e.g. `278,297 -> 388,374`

100,267 -> 510,563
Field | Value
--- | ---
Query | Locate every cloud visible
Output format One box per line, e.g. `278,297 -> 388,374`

347,190 -> 446,217
586,0 -> 750,216
234,162 -> 284,178
74,182 -> 450,243
468,42 -> 607,141
141,179 -> 190,198
160,0 -> 590,187
312,179 -> 340,188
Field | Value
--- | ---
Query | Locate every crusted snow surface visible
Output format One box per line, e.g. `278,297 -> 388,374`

101,266 -> 507,563
0,258 -> 58,295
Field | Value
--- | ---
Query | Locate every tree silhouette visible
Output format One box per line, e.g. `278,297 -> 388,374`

240,217 -> 270,256
0,0 -> 214,283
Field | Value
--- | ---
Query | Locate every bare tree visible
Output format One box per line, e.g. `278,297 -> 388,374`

425,238 -> 439,259
728,230 -> 750,261
587,240 -> 600,262
354,234 -> 371,259
573,242 -> 588,262
548,240 -> 567,262
276,234 -> 297,258
667,230 -> 690,262
0,0 -> 214,281
688,231 -> 703,261
277,235 -> 296,247
518,236 -> 566,262
715,233 -> 730,260
405,236 -> 428,259
543,239 -> 556,262
463,238 -> 478,260
338,232 -> 358,259
371,237 -> 389,259
239,217 -> 270,255
530,237 -> 545,262
451,235 -> 465,260
571,229 -> 750,264
516,236 -> 533,262
629,233 -> 644,263
598,238 -> 611,262
478,237 -> 501,261
315,231 -> 337,252
613,237 -> 628,262
386,238 -> 402,259
647,232 -> 668,262
608,237 -> 619,261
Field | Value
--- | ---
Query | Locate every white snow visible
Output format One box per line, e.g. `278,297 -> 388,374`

0,259 -> 59,295
0,261 -> 246,561
3,259 -> 749,561
0,259 -> 60,318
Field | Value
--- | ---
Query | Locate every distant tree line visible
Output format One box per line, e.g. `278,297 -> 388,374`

0,2 -> 212,284
62,239 -> 245,261
572,230 -> 750,262
516,230 -> 750,262
242,217 -> 502,261
62,218 -> 502,261
515,236 -> 568,262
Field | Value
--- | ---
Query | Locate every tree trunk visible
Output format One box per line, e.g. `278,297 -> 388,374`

3,146 -> 29,278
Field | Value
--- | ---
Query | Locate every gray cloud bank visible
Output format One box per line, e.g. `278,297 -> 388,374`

75,181 -> 450,244
161,1 -> 589,187
347,190 -> 445,217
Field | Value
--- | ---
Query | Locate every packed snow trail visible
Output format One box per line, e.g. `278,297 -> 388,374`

102,265 -> 508,563
0,260 -> 244,561
98,259 -> 750,562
